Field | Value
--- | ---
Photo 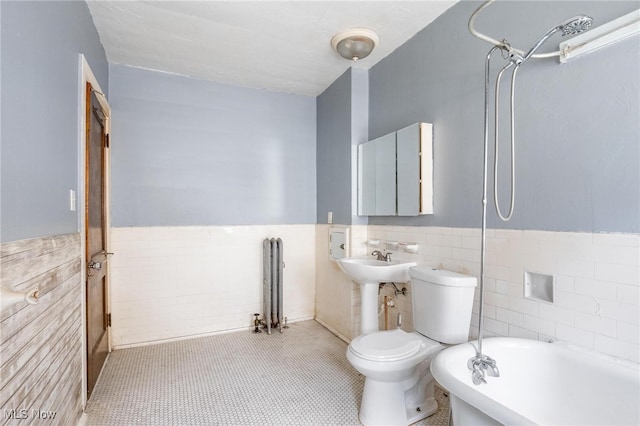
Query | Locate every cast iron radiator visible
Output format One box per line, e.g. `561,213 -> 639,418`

262,238 -> 284,334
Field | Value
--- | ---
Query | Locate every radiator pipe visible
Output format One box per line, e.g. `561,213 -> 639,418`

253,313 -> 262,333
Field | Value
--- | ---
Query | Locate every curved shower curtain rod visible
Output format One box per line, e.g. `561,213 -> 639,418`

469,0 -> 561,59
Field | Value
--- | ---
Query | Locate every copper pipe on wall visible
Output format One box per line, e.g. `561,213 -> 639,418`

383,295 -> 388,330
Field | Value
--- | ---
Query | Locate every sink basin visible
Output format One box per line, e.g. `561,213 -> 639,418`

337,257 -> 417,284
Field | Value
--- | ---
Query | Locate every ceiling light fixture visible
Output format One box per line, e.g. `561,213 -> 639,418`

331,28 -> 379,61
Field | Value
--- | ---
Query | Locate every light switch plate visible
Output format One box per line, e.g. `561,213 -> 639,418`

69,190 -> 76,212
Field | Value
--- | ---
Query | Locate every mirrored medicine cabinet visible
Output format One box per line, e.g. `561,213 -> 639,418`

358,122 -> 433,216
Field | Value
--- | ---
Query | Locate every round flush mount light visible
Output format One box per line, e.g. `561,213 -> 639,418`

331,28 -> 379,61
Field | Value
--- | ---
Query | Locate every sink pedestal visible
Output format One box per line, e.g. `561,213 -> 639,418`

359,282 -> 380,335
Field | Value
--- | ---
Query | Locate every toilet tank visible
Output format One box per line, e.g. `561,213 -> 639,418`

409,266 -> 477,344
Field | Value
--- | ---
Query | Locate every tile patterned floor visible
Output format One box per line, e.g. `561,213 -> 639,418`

85,320 -> 450,425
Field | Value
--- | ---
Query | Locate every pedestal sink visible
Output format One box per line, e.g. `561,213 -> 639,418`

337,257 -> 417,335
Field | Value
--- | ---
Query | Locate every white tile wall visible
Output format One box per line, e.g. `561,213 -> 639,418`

110,225 -> 316,348
114,224 -> 639,363
363,226 -> 639,363
314,225 -> 367,341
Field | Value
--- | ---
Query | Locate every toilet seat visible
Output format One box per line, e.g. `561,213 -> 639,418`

350,329 -> 426,362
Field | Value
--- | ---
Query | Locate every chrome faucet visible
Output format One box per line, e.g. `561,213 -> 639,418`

467,353 -> 500,385
371,250 -> 392,262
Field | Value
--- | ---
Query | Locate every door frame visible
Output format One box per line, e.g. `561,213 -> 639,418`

78,54 -> 112,407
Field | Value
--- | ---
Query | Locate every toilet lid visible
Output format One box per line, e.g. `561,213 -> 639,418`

350,329 -> 423,361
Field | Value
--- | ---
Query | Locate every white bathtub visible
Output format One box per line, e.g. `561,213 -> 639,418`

431,337 -> 640,426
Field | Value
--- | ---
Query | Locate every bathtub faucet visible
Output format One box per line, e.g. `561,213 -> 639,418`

468,353 -> 500,385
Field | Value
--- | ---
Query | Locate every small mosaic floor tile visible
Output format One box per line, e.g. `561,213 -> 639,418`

85,321 -> 450,425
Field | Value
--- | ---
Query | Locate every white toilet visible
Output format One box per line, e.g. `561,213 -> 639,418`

347,266 -> 477,426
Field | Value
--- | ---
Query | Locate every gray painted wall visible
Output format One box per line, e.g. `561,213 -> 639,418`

316,68 -> 370,226
316,69 -> 352,225
109,64 -> 316,227
1,1 -> 108,242
367,1 -> 639,233
350,68 -> 369,226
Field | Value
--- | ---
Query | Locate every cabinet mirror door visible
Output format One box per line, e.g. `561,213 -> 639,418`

397,123 -> 421,216
358,122 -> 431,217
358,133 -> 396,215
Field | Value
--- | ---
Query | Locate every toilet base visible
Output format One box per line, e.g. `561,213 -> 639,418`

407,397 -> 437,425
358,371 -> 438,426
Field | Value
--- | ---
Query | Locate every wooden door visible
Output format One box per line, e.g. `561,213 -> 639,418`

85,82 -> 110,398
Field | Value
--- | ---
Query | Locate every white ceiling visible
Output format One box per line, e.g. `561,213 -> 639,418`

87,1 -> 457,97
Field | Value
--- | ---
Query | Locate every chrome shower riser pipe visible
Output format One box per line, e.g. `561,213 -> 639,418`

468,45 -> 503,386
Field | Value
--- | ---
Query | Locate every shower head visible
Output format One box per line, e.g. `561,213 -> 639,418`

522,15 -> 593,61
561,16 -> 594,36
